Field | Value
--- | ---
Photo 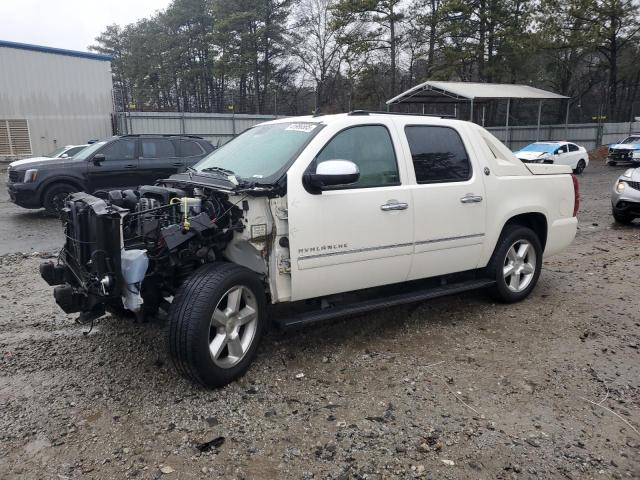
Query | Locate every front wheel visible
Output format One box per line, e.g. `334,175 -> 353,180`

613,211 -> 634,225
43,183 -> 78,214
168,263 -> 266,388
573,159 -> 586,174
486,225 -> 543,303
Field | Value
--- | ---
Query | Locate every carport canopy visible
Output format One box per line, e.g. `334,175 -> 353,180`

386,81 -> 570,143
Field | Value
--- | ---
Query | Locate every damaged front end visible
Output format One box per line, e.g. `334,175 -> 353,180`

40,183 -> 249,322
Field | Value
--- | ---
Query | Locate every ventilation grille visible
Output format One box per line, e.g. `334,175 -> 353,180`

0,119 -> 32,156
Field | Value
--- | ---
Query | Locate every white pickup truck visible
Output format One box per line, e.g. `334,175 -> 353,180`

40,112 -> 578,388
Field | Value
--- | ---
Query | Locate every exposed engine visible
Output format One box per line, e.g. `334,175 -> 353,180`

40,185 -> 246,321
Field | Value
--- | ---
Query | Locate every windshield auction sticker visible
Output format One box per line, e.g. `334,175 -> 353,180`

285,123 -> 318,133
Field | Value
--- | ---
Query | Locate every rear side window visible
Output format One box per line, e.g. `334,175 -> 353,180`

405,126 -> 471,183
65,146 -> 85,157
179,140 -> 206,157
568,144 -> 579,152
142,139 -> 176,158
315,125 -> 399,188
100,139 -> 136,161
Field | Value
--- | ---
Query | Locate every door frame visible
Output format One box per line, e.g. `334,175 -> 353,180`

286,117 -> 415,301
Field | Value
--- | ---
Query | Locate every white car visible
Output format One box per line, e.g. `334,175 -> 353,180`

607,134 -> 640,166
8,144 -> 89,168
514,141 -> 588,174
40,112 -> 578,388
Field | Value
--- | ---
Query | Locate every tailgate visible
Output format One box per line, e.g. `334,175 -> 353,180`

525,163 -> 572,175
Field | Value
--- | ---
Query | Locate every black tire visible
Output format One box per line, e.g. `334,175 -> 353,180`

612,211 -> 634,225
486,225 -> 543,303
168,263 -> 266,388
573,159 -> 586,174
43,183 -> 78,214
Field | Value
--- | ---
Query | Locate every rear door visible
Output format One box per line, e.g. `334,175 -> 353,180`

138,138 -> 181,184
86,138 -> 139,191
397,122 -> 487,280
287,121 -> 414,301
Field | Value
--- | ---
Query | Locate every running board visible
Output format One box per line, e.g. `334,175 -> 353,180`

274,278 -> 495,331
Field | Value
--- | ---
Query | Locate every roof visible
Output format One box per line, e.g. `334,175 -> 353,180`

0,39 -> 112,61
387,81 -> 569,104
263,112 -> 470,129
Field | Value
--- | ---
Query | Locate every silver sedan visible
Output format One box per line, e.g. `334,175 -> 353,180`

612,168 -> 640,224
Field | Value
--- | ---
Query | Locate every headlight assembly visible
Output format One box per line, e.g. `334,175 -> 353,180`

24,169 -> 38,183
616,181 -> 626,193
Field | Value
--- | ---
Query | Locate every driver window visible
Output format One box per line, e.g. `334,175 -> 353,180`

314,125 -> 400,188
100,139 -> 136,161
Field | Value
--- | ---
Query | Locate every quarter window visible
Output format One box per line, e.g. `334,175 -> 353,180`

568,144 -> 579,152
179,140 -> 205,157
315,125 -> 400,188
405,126 -> 471,183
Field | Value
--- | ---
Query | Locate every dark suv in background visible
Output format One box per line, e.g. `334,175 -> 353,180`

7,134 -> 214,212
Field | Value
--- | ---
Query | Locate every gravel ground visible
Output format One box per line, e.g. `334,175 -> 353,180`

0,169 -> 62,255
0,162 -> 639,479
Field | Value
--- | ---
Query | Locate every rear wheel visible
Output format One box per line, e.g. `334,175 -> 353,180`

43,183 -> 78,214
168,263 -> 266,388
573,159 -> 586,174
487,225 -> 543,303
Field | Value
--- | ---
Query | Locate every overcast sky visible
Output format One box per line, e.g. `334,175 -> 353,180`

0,0 -> 172,52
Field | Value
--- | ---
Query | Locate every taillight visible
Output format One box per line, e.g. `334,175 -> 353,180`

571,174 -> 579,217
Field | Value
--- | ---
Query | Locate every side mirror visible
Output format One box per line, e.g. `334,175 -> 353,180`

60,153 -> 69,158
303,160 -> 360,193
92,154 -> 105,166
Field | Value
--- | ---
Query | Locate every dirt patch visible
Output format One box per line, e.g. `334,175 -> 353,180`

0,162 -> 639,479
589,145 -> 610,163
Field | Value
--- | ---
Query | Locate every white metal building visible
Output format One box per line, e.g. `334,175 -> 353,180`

0,40 -> 113,159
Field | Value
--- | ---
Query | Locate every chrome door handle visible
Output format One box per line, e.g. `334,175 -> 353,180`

381,202 -> 409,211
460,194 -> 483,204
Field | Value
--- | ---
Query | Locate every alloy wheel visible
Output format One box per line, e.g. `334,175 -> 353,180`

503,239 -> 537,293
208,285 -> 259,368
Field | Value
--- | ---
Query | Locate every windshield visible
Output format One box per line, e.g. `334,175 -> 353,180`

46,147 -> 67,158
620,136 -> 640,144
519,143 -> 559,154
74,141 -> 107,161
193,122 -> 322,180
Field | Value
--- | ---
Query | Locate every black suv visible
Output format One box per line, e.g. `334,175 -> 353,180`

7,135 -> 214,212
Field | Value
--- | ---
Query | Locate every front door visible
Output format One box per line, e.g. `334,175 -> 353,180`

398,123 -> 487,280
554,144 -> 569,166
86,138 -> 139,191
288,123 -> 414,301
